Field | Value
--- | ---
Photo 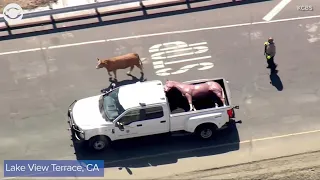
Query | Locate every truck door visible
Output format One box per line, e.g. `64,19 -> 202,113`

113,109 -> 142,140
114,106 -> 169,139
137,105 -> 169,136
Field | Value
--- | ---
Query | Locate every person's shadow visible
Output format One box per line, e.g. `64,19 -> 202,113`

269,69 -> 283,91
100,74 -> 147,93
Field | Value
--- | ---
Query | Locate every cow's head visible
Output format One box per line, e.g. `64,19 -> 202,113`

164,80 -> 175,92
96,58 -> 108,69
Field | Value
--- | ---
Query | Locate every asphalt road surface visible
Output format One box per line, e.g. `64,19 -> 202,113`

0,0 -> 320,179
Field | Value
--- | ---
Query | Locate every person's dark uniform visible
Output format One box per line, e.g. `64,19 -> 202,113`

264,37 -> 277,70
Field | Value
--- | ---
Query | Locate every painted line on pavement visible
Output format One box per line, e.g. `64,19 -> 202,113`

1,129 -> 320,180
47,39 -> 107,49
165,56 -> 212,65
18,48 -> 42,53
107,15 -> 320,41
263,0 -> 292,21
0,48 -> 43,55
102,129 -> 320,165
0,14 -> 320,57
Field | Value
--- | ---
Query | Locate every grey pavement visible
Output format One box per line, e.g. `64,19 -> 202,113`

1,0 -> 320,179
273,0 -> 320,20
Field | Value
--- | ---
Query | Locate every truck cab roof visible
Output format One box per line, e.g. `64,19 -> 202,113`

118,80 -> 167,110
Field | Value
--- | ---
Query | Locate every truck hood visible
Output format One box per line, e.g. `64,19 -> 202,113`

72,95 -> 112,129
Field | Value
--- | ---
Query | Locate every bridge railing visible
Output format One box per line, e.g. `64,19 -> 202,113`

0,0 -> 150,22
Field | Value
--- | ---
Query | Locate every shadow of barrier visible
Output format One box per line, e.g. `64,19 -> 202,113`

0,0 -> 272,41
71,120 -> 241,169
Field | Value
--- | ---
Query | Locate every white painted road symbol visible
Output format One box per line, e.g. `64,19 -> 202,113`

2,3 -> 23,23
155,62 -> 214,76
149,41 -> 214,76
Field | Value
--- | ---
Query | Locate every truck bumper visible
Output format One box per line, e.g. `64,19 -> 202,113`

67,100 -> 85,142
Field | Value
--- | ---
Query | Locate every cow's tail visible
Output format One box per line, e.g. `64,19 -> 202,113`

214,82 -> 225,106
137,54 -> 144,70
221,87 -> 225,105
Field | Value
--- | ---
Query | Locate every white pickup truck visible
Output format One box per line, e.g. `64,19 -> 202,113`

67,78 -> 239,151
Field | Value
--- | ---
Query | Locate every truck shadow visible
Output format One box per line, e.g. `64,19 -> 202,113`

71,120 -> 241,169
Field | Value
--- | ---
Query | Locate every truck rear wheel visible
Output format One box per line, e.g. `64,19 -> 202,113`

196,124 -> 217,139
88,135 -> 110,151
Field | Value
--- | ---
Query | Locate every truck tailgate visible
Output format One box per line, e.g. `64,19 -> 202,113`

169,106 -> 230,132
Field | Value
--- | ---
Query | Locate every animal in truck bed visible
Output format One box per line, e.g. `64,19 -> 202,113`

96,53 -> 144,80
164,80 -> 225,111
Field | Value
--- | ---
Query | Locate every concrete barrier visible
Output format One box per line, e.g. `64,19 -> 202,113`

97,2 -> 141,15
0,22 -> 7,30
1,0 -> 191,29
7,16 -> 52,28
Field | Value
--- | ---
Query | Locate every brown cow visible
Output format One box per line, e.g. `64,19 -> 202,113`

96,53 -> 144,80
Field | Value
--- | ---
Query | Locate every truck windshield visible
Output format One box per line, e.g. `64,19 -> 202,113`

99,88 -> 125,122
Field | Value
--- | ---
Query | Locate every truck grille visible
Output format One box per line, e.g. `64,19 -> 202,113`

67,100 -> 81,132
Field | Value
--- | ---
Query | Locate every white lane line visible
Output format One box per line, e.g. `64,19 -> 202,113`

0,48 -> 42,55
263,0 -> 292,21
165,56 -> 212,65
2,129 -> 320,180
47,39 -> 106,49
0,14 -> 320,56
0,51 -> 20,56
106,15 -> 320,41
19,48 -> 42,53
106,22 -> 253,41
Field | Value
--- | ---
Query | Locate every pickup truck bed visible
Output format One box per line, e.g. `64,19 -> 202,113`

166,79 -> 230,114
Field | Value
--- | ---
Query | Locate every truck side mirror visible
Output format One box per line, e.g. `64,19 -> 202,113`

111,83 -> 116,89
116,121 -> 124,131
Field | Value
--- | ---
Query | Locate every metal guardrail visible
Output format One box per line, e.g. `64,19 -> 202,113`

0,0 -> 149,22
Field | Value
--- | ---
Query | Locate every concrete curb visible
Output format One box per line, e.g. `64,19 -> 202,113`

0,0 -> 190,29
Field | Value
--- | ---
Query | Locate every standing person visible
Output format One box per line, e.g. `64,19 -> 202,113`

264,37 -> 277,71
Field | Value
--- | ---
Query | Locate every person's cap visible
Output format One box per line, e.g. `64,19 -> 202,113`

268,37 -> 274,43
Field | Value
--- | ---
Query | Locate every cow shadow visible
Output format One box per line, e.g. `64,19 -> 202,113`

269,69 -> 283,91
72,119 -> 241,170
100,74 -> 147,93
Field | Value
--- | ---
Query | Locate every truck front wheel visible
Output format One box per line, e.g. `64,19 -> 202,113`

88,135 -> 110,151
196,124 -> 217,139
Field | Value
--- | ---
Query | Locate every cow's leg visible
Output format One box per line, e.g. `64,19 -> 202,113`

127,66 -> 134,75
113,70 -> 117,80
214,91 -> 225,107
107,71 -> 112,79
136,64 -> 144,74
185,93 -> 195,111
